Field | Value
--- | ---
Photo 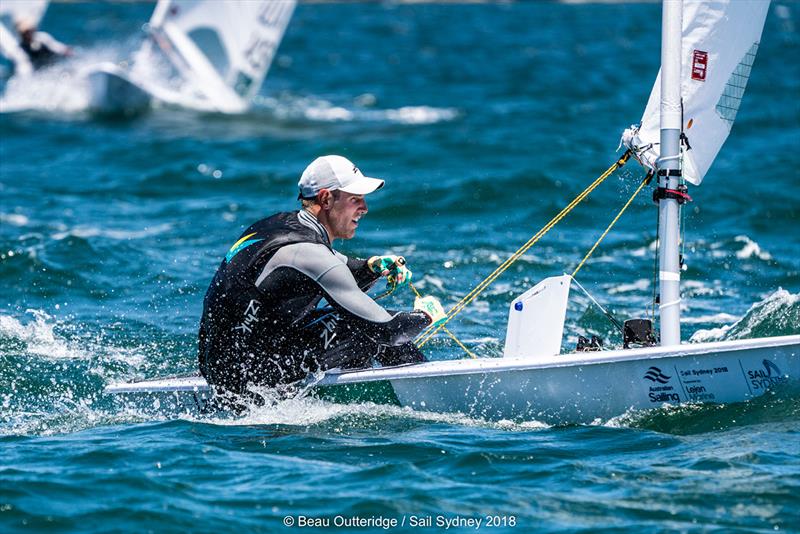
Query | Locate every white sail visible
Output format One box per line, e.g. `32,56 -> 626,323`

0,0 -> 48,27
144,0 -> 296,112
622,0 -> 770,185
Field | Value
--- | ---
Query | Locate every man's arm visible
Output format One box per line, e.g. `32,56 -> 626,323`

259,243 -> 430,344
36,32 -> 71,56
332,250 -> 380,291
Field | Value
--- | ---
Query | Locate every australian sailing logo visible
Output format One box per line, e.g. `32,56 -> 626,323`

226,232 -> 263,262
643,366 -> 680,403
747,359 -> 787,391
644,367 -> 671,384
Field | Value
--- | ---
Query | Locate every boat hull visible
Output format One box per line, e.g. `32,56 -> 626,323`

321,335 -> 800,424
104,336 -> 800,423
86,62 -> 152,114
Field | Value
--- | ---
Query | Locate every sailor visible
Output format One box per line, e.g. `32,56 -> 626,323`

198,155 -> 446,396
13,17 -> 72,74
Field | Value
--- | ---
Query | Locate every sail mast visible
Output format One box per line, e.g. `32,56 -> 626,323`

657,0 -> 683,346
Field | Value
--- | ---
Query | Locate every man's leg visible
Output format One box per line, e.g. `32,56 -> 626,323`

298,309 -> 426,371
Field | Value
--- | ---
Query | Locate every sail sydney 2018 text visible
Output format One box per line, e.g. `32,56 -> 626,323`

287,514 -> 517,529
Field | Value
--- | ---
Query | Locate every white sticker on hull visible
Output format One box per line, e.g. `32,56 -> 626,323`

742,359 -> 789,393
642,357 -> 791,406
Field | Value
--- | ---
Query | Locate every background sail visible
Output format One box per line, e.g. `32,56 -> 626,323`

0,0 -> 48,28
622,0 -> 770,186
145,0 -> 295,112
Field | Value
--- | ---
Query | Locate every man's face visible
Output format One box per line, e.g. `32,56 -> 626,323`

325,191 -> 368,240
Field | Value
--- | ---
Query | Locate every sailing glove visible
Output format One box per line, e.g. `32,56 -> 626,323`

414,296 -> 447,327
367,255 -> 412,289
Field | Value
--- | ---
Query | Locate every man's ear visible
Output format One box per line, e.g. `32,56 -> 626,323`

318,189 -> 333,210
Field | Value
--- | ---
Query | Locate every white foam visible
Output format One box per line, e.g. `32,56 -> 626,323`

690,288 -> 800,342
256,94 -> 458,125
734,235 -> 773,261
51,223 -> 172,241
0,310 -> 78,359
202,392 -> 550,431
0,213 -> 29,226
608,278 -> 650,294
0,310 -> 145,366
682,312 -> 739,325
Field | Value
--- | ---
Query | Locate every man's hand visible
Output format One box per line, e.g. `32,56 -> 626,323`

368,255 -> 412,288
414,296 -> 446,327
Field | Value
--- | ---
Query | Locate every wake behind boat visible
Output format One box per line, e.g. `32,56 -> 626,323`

105,0 -> 799,422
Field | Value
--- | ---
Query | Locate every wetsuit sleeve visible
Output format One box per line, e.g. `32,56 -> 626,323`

332,250 -> 380,290
36,32 -> 69,55
258,243 -> 430,345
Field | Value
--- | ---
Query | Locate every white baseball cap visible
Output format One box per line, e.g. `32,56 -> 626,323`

298,155 -> 384,199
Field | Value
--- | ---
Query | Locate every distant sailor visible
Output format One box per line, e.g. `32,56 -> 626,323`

198,155 -> 446,396
13,17 -> 72,74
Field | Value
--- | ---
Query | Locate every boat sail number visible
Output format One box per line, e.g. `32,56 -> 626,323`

691,50 -> 708,81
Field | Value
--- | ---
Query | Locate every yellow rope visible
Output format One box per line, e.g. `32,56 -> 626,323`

415,151 -> 631,349
442,326 -> 477,358
407,280 -> 476,357
571,170 -> 653,278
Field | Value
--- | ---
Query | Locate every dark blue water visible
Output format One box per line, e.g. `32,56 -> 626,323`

2,2 -> 799,532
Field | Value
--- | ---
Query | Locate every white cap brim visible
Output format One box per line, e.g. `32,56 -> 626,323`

339,176 -> 385,195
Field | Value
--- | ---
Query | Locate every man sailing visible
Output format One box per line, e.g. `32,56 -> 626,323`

198,155 -> 446,396
7,17 -> 72,76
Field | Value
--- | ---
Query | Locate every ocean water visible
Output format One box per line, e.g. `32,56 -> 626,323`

1,2 -> 799,532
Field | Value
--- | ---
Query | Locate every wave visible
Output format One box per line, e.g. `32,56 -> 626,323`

254,93 -> 459,125
201,391 -> 549,432
689,288 -> 800,342
50,223 -> 173,242
609,380 -> 800,435
0,213 -> 30,227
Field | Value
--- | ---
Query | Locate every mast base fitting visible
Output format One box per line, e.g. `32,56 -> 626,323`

653,184 -> 692,204
577,335 -> 604,352
623,319 -> 658,349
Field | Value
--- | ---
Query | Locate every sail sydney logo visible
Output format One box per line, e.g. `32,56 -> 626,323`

643,366 -> 680,403
747,359 -> 787,391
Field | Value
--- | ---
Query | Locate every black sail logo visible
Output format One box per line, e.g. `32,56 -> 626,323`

762,359 -> 781,377
644,366 -> 671,384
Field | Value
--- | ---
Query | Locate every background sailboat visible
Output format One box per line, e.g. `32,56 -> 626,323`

86,0 -> 295,114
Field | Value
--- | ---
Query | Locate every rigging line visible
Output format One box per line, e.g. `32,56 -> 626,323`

568,275 -> 624,333
443,326 -> 477,359
416,152 -> 630,348
406,280 -> 476,358
652,198 -> 660,322
571,171 -> 654,278
415,151 -> 632,349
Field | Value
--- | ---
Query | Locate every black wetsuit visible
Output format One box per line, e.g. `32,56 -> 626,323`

198,210 -> 430,394
20,33 -> 64,70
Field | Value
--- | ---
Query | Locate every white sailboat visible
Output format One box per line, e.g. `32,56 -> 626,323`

85,0 -> 296,113
106,0 -> 800,423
